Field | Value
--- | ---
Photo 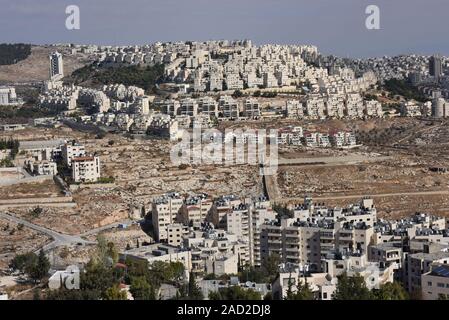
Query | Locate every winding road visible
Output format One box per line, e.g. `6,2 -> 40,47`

0,212 -> 132,254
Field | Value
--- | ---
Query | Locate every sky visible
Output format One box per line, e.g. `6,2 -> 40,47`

0,0 -> 448,58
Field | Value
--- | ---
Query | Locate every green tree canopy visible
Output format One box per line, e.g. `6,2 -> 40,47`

332,273 -> 374,300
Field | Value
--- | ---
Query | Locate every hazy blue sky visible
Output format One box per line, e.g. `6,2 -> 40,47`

0,0 -> 448,58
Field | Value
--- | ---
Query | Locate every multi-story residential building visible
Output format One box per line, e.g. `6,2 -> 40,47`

152,192 -> 184,242
166,223 -> 189,247
27,160 -> 58,176
401,101 -> 422,117
178,193 -> 213,225
71,155 -> 100,183
406,246 -> 449,294
198,97 -> 219,118
243,98 -> 261,119
285,100 -> 304,119
219,96 -> 239,119
421,263 -> 449,300
0,87 -> 21,106
305,95 -> 326,119
61,141 -> 86,167
49,51 -> 64,80
160,99 -> 180,116
261,198 -> 377,270
179,98 -> 199,116
121,243 -> 192,275
364,100 -> 383,117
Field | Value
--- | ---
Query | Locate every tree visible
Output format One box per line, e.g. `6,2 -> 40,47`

80,259 -> 117,299
129,276 -> 156,300
284,275 -> 314,300
374,282 -> 409,300
209,286 -> 262,300
104,284 -> 128,300
29,250 -> 50,282
10,252 -> 37,272
332,273 -> 373,300
294,278 -> 314,300
232,90 -> 243,98
187,272 -> 204,300
261,253 -> 281,283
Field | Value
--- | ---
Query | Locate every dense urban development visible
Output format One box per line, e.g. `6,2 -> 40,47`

1,39 -> 449,301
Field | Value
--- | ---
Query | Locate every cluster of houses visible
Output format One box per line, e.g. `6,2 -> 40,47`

114,192 -> 449,300
277,126 -> 357,148
20,139 -> 100,183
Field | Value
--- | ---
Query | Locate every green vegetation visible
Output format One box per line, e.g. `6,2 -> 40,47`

383,79 -> 428,102
239,253 -> 282,284
209,286 -> 262,300
273,204 -> 293,219
10,250 -> 50,283
0,43 -> 31,65
285,275 -> 314,300
0,158 -> 14,167
373,282 -> 409,300
70,63 -> 165,91
0,105 -> 59,122
232,90 -> 244,98
261,92 -> 278,98
332,273 -> 409,300
0,138 -> 19,158
332,273 -> 373,300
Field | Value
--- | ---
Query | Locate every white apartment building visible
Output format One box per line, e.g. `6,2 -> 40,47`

0,87 -> 21,106
61,142 -> 86,166
243,98 -> 261,119
179,98 -> 199,116
285,100 -> 304,119
71,155 -> 101,183
364,100 -> 383,117
49,51 -> 64,80
401,101 -> 422,117
198,97 -> 218,117
160,99 -> 180,116
152,192 -> 184,242
121,243 -> 192,275
219,96 -> 239,119
27,160 -> 58,176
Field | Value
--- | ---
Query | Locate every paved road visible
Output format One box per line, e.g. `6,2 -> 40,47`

0,212 -> 94,253
0,212 -> 135,255
80,219 -> 134,237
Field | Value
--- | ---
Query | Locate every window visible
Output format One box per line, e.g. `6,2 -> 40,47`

323,293 -> 328,299
427,281 -> 432,287
438,283 -> 445,288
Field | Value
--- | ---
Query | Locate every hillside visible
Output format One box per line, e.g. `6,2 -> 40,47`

0,45 -> 91,84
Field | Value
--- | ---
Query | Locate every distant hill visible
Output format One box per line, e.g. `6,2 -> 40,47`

0,45 -> 91,84
0,43 -> 31,65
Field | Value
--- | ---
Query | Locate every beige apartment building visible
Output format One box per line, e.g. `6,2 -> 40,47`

421,264 -> 449,300
71,155 -> 100,183
152,192 -> 184,242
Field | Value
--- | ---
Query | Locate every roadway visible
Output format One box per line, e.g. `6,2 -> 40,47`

0,212 -> 132,254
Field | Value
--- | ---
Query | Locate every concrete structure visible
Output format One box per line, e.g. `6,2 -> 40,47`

49,51 -> 64,80
152,192 -> 184,242
422,264 -> 449,300
71,155 -> 100,183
